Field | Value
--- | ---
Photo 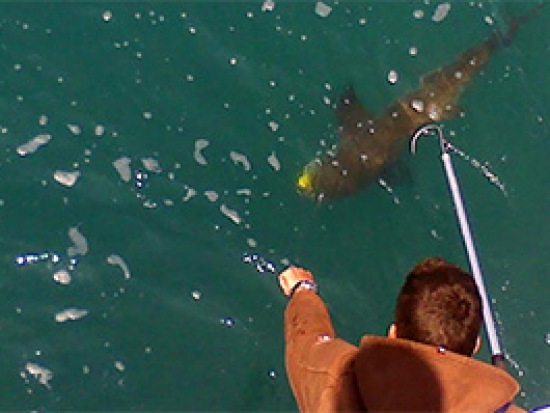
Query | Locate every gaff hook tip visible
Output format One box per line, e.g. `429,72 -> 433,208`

410,123 -> 447,156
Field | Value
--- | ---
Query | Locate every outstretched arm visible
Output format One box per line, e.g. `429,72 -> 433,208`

279,267 -> 360,411
279,266 -> 335,346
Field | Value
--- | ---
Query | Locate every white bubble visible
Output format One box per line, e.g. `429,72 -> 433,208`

221,317 -> 235,327
411,99 -> 425,113
102,10 -> 113,22
315,1 -> 332,18
261,0 -> 275,12
53,269 -> 72,285
387,70 -> 399,84
413,9 -> 424,19
268,120 -> 279,132
94,124 -> 105,137
114,361 -> 125,372
236,188 -> 252,197
67,124 -> 81,136
204,190 -> 219,203
183,187 -> 197,202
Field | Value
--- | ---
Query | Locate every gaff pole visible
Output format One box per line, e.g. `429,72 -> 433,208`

411,124 -> 506,370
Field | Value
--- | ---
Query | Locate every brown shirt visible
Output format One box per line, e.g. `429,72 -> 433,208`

284,289 -> 526,413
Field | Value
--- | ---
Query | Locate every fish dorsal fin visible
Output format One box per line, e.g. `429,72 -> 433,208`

336,87 -> 374,140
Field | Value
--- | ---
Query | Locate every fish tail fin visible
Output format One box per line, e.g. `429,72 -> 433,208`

488,3 -> 544,51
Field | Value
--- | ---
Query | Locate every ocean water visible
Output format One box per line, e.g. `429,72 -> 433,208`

0,2 -> 548,411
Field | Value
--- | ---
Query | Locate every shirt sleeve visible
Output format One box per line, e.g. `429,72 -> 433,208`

284,289 -> 360,411
285,289 -> 336,348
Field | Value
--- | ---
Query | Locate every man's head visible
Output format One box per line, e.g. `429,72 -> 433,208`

390,258 -> 482,356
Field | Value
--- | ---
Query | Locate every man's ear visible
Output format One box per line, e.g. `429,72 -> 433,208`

472,336 -> 482,355
387,323 -> 398,339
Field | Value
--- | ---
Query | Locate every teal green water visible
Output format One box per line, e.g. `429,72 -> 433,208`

0,2 -> 548,411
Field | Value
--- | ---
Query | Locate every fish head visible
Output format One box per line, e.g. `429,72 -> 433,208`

296,159 -> 323,200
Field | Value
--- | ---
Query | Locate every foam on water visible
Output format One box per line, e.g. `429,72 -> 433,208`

432,3 -> 452,23
107,254 -> 132,279
55,308 -> 89,323
113,157 -> 132,182
16,134 -> 52,157
53,170 -> 81,187
204,190 -> 219,202
141,157 -> 162,174
267,152 -> 281,171
315,2 -> 332,18
67,227 -> 88,257
24,362 -> 53,388
220,204 -> 242,225
194,139 -> 210,166
230,151 -> 252,171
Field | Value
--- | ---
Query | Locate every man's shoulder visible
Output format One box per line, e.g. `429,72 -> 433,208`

302,336 -> 359,373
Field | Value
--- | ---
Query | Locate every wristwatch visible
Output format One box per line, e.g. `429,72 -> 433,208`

290,280 -> 318,298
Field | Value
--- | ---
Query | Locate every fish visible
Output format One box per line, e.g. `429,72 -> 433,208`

297,4 -> 543,201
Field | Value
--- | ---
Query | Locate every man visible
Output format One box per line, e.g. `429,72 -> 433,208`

279,257 -> 525,412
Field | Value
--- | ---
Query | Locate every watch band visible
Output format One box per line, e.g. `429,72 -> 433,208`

290,280 -> 318,298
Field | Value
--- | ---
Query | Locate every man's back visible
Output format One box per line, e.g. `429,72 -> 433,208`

356,336 -> 520,413
284,287 -> 525,412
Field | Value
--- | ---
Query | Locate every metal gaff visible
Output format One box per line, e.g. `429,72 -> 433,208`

411,124 -> 505,370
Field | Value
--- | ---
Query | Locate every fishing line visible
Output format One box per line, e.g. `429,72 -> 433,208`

444,139 -> 508,196
412,126 -> 508,196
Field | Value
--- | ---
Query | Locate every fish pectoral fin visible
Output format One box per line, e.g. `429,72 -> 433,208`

379,160 -> 414,187
336,87 -> 374,140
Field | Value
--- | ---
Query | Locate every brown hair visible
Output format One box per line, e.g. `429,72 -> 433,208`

394,258 -> 482,356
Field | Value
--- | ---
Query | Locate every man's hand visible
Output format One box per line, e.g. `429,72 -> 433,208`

278,266 -> 316,297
